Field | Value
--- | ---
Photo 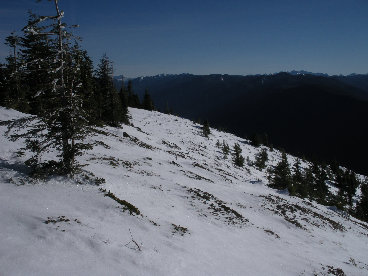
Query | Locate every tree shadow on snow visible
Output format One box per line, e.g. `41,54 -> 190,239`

0,159 -> 31,184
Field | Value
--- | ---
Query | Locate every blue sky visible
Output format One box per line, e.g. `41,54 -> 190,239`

0,0 -> 367,77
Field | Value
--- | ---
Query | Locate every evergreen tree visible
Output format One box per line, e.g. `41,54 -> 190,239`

292,159 -> 303,183
302,165 -> 316,199
165,101 -> 173,114
118,78 -> 129,124
0,63 -> 8,107
95,54 -> 123,127
355,180 -> 368,222
246,156 -> 252,166
233,143 -> 245,167
249,133 -> 261,147
222,140 -> 230,159
329,160 -> 340,177
202,120 -> 210,138
292,159 -> 308,198
250,133 -> 270,147
75,47 -> 97,124
6,0 -> 93,176
268,152 -> 292,191
336,169 -> 359,206
142,89 -> 154,111
19,12 -> 54,115
216,139 -> 220,148
313,163 -> 329,202
254,148 -> 268,170
4,32 -> 29,112
127,80 -> 140,108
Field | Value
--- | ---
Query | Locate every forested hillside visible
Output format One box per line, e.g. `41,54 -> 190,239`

117,73 -> 368,175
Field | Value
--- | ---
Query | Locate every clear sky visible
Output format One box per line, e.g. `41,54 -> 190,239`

0,0 -> 367,77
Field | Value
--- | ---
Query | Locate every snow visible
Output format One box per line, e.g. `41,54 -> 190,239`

1,106 -> 368,275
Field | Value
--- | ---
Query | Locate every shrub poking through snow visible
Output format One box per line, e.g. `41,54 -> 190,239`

100,188 -> 141,216
171,224 -> 189,236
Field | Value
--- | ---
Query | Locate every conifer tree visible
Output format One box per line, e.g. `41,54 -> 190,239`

222,140 -> 230,159
216,139 -> 220,148
142,88 -> 154,111
268,152 -> 292,191
312,163 -> 329,202
302,165 -> 315,199
19,12 -> 53,115
254,148 -> 268,170
76,48 -> 97,124
4,32 -> 29,112
250,133 -> 261,147
292,159 -> 308,198
355,180 -> 368,222
336,169 -> 359,206
202,120 -> 211,138
118,78 -> 129,124
165,101 -> 173,114
233,143 -> 245,167
246,156 -> 252,166
127,80 -> 140,108
95,54 -> 123,127
0,63 -> 9,107
6,0 -> 93,176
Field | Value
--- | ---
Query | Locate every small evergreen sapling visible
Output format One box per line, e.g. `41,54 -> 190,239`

254,148 -> 268,170
268,152 -> 292,191
246,156 -> 252,166
202,120 -> 210,138
216,139 -> 220,148
222,140 -> 230,159
233,143 -> 245,167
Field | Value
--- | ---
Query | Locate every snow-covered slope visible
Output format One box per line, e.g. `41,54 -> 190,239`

1,107 -> 367,276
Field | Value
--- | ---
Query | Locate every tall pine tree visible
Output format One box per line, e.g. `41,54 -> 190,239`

6,0 -> 93,176
142,89 -> 154,111
95,54 -> 123,127
127,80 -> 140,108
118,78 -> 129,124
20,11 -> 54,115
4,32 -> 29,112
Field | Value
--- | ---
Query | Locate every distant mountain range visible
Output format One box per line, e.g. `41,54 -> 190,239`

113,72 -> 368,175
288,70 -> 329,77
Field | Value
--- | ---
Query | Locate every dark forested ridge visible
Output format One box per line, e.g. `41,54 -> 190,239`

114,73 -> 368,175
